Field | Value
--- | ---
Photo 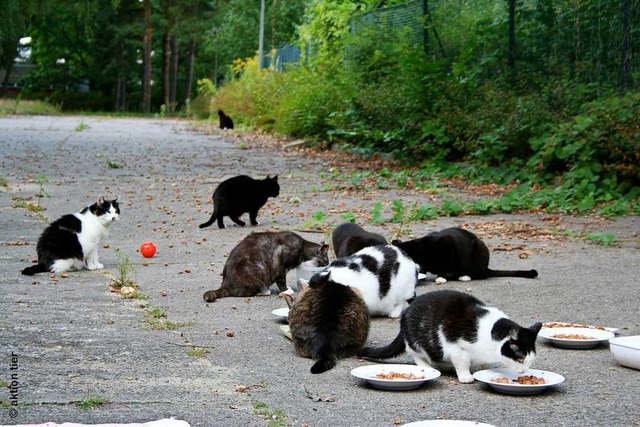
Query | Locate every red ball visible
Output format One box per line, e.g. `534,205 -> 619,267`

140,241 -> 156,258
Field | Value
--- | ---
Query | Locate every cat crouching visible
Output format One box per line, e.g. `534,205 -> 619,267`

284,275 -> 370,374
358,289 -> 542,383
203,231 -> 329,302
393,227 -> 538,282
199,175 -> 279,229
322,244 -> 417,318
22,196 -> 120,275
331,222 -> 387,258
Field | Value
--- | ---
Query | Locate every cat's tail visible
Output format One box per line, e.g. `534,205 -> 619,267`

22,263 -> 49,276
357,330 -> 406,360
486,268 -> 538,279
310,334 -> 337,374
198,211 -> 216,229
202,288 -> 230,302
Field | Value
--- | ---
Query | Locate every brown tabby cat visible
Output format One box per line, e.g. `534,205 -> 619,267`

203,231 -> 329,302
284,275 -> 370,374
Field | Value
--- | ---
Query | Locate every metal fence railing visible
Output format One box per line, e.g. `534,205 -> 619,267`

269,0 -> 638,91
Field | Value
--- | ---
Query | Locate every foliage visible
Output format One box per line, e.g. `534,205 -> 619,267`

208,0 -> 638,216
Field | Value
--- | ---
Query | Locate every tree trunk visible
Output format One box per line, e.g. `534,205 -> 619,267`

115,41 -> 126,112
620,0 -> 632,93
507,0 -> 516,71
170,35 -> 179,112
0,63 -> 13,98
141,0 -> 152,113
162,28 -> 171,111
183,42 -> 195,105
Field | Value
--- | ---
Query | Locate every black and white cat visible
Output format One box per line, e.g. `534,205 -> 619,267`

320,244 -> 417,318
22,196 -> 120,275
331,222 -> 387,258
283,276 -> 370,374
358,289 -> 542,383
199,175 -> 279,229
393,227 -> 538,282
202,231 -> 329,302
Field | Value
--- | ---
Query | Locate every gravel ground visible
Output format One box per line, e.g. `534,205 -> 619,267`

1,115 -> 639,427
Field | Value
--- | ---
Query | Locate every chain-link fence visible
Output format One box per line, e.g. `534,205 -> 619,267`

353,0 -> 639,91
272,0 -> 638,91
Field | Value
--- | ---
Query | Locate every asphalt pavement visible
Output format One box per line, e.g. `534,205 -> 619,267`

1,115 -> 639,427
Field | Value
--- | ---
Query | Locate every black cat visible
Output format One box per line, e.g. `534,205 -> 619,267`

331,222 -> 387,258
218,109 -> 234,129
393,227 -> 538,281
199,175 -> 279,229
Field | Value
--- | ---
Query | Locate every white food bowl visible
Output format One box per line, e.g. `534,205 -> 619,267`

609,335 -> 640,370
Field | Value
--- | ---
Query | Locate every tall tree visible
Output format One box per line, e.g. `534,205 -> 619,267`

141,0 -> 152,113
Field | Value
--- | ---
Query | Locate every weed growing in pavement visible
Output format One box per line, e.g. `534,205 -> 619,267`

186,347 -> 210,357
253,402 -> 289,427
75,394 -> 109,410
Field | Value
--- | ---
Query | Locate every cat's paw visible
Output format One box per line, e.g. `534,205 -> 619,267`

457,373 -> 475,383
458,275 -> 471,282
435,276 -> 447,284
87,263 -> 104,270
279,288 -> 295,297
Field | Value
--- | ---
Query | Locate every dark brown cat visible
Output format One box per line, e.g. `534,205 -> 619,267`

331,222 -> 387,258
393,227 -> 538,281
203,231 -> 329,302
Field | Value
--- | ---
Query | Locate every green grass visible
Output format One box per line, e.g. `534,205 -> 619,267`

107,161 -> 123,169
75,120 -> 90,131
0,98 -> 60,116
564,230 -> 619,247
75,394 -> 109,410
253,402 -> 289,427
186,347 -> 210,357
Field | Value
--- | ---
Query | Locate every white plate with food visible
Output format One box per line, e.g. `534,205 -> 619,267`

538,326 -> 615,349
402,421 -> 497,427
473,368 -> 564,395
542,321 -> 618,334
351,364 -> 440,390
271,307 -> 289,322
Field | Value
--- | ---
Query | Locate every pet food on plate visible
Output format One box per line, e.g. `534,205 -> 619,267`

374,371 -> 426,380
551,333 -> 596,340
491,375 -> 546,385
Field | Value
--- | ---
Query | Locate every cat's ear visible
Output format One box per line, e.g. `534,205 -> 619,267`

529,322 -> 542,335
113,195 -> 119,202
297,278 -> 309,290
271,175 -> 278,182
319,243 -> 329,256
97,195 -> 105,205
508,328 -> 519,341
309,270 -> 329,287
283,293 -> 295,308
